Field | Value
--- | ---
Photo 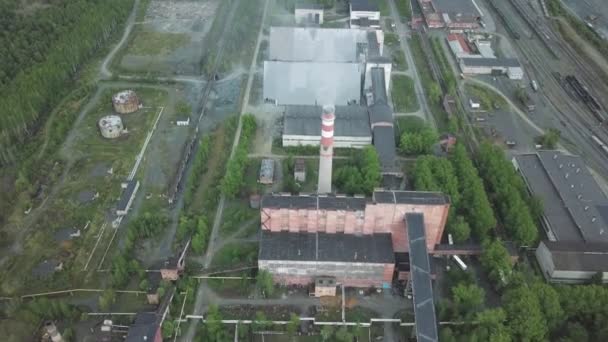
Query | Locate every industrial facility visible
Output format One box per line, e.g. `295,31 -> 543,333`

294,1 -> 324,25
98,115 -> 125,139
513,151 -> 608,283
447,33 -> 524,79
112,90 -> 140,114
349,0 -> 381,29
263,26 -> 387,106
416,0 -> 481,29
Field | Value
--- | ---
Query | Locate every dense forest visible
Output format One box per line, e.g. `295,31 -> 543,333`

0,0 -> 134,164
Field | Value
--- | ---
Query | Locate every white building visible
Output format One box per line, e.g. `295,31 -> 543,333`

459,58 -> 523,80
469,98 -> 481,109
350,0 -> 380,29
295,1 -> 324,25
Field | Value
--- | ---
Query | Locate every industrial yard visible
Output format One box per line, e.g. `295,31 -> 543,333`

4,0 -> 608,341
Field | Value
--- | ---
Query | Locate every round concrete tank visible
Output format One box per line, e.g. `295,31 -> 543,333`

98,115 -> 124,139
44,321 -> 63,342
112,90 -> 140,114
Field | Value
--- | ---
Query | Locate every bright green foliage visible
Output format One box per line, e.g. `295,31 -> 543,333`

473,308 -> 512,342
321,325 -> 334,341
502,285 -> 548,341
399,125 -> 437,155
479,239 -> 513,288
204,305 -> 226,341
450,216 -> 471,243
162,320 -> 175,338
536,128 -> 561,149
450,144 -> 496,238
286,313 -> 299,337
256,269 -> 275,297
532,281 -> 564,331
476,143 -> 538,245
221,115 -> 257,198
333,146 -> 381,195
452,283 -> 485,319
335,326 -> 354,342
191,216 -> 209,254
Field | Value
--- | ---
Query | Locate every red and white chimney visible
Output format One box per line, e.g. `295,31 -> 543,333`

318,105 -> 335,194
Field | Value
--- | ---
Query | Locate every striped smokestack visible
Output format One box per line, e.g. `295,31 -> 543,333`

318,105 -> 335,194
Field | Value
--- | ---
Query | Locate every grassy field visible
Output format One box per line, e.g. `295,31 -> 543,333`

125,29 -> 190,56
0,87 -> 168,295
391,75 -> 419,113
210,242 -> 258,269
465,83 -> 508,110
395,0 -> 412,21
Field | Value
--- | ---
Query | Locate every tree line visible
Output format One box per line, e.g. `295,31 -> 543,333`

220,115 -> 257,198
333,145 -> 382,195
0,0 -> 135,165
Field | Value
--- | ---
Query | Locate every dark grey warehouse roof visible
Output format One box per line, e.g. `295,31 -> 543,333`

264,61 -> 362,106
259,231 -> 395,263
540,240 -> 608,272
406,213 -> 438,342
461,57 -> 521,68
350,0 -> 379,12
372,126 -> 397,171
262,194 -> 367,210
374,190 -> 450,205
295,0 -> 323,10
370,67 -> 388,105
117,180 -> 139,212
433,0 -> 480,16
283,105 -> 371,138
515,152 -> 608,243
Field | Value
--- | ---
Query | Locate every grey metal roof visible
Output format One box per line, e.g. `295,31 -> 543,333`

515,152 -> 608,243
283,105 -> 371,138
461,57 -> 521,68
295,0 -> 324,10
370,67 -> 388,105
264,61 -> 362,106
433,0 -> 480,16
259,231 -> 395,263
373,190 -> 450,205
269,27 -> 365,63
369,103 -> 393,125
541,240 -> 608,272
372,126 -> 397,170
126,312 -> 158,342
350,0 -> 379,12
406,213 -> 439,342
262,194 -> 367,210
117,180 -> 138,212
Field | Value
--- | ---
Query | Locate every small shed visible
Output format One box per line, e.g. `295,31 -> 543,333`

469,97 -> 481,109
259,159 -> 275,185
314,276 -> 337,297
294,158 -> 306,182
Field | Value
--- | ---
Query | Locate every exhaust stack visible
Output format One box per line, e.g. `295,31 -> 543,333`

318,105 -> 335,194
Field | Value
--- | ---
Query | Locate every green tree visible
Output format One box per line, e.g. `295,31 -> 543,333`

503,285 -> 548,341
98,290 -> 115,311
335,326 -> 354,341
479,239 -> 512,288
286,313 -> 299,339
205,305 -> 225,341
473,308 -> 511,342
531,282 -> 564,331
162,320 -> 175,338
256,269 -> 275,297
536,128 -> 561,149
321,325 -> 334,341
400,126 -> 437,155
139,279 -> 150,292
449,215 -> 471,243
452,283 -> 485,319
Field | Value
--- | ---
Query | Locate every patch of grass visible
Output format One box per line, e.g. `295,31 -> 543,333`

395,116 -> 426,137
384,33 -> 400,47
219,201 -> 258,238
391,75 -> 419,113
392,49 -> 408,71
125,29 -> 190,56
372,0 -> 389,16
465,84 -> 507,110
395,0 -> 411,21
210,243 -> 258,269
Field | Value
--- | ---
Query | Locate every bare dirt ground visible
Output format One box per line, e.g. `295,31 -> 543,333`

554,17 -> 608,80
119,0 -> 220,75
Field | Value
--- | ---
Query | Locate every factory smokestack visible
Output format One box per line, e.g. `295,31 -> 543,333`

318,105 -> 335,194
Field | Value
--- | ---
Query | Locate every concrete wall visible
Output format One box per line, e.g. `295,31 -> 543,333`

282,135 -> 372,148
259,260 -> 394,287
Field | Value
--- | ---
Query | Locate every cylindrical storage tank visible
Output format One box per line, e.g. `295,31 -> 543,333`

44,321 -> 63,342
112,90 -> 140,114
98,115 -> 124,139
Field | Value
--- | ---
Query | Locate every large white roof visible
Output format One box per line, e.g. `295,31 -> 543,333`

268,27 -> 367,63
263,61 -> 361,106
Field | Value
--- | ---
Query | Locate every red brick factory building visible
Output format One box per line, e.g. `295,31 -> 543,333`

258,191 -> 450,288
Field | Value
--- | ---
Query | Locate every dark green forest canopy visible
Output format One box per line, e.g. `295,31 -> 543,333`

0,0 -> 134,164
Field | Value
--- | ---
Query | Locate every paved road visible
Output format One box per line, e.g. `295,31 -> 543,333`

387,0 -> 435,128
